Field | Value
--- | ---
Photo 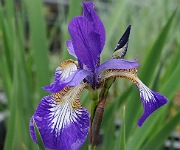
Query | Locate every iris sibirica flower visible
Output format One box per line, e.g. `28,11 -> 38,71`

30,2 -> 168,150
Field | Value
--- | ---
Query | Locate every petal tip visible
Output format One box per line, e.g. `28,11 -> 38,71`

138,89 -> 168,126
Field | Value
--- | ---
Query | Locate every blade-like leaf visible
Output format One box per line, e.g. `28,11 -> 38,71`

22,0 -> 50,97
34,121 -> 46,150
125,10 -> 176,139
139,10 -> 177,83
141,111 -> 180,150
119,106 -> 126,150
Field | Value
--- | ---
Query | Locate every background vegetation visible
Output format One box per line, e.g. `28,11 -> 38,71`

0,0 -> 180,149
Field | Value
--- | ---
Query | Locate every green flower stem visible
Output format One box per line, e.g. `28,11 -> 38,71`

88,88 -> 99,147
88,144 -> 96,150
89,89 -> 99,122
89,78 -> 115,149
89,50 -> 122,149
91,96 -> 106,148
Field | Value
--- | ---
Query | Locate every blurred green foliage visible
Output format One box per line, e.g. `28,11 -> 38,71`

0,0 -> 180,150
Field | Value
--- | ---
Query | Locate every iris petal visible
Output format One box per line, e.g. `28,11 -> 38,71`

43,59 -> 90,93
54,59 -> 77,81
30,84 -> 90,150
96,58 -> 139,77
66,41 -> 85,69
101,68 -> 168,126
83,2 -> 106,51
137,81 -> 167,126
68,16 -> 101,72
66,40 -> 77,58
43,69 -> 90,93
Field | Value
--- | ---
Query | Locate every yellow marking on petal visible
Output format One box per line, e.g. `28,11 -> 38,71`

102,68 -> 140,87
57,59 -> 78,80
53,84 -> 87,109
59,59 -> 78,69
102,68 -> 158,103
71,100 -> 82,110
49,83 -> 88,130
53,86 -> 71,103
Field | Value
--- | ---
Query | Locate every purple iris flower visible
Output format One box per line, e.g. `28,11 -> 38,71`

29,2 -> 168,150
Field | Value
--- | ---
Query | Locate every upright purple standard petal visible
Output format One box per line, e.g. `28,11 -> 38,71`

30,84 -> 90,150
68,17 -> 101,72
83,2 -> 106,51
137,81 -> 168,126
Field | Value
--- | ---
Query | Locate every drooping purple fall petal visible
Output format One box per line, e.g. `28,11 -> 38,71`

30,84 -> 90,150
101,68 -> 168,126
137,81 -> 168,126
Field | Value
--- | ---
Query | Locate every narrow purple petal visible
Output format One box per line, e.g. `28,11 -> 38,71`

43,69 -> 90,93
137,82 -> 168,126
68,16 -> 101,72
30,84 -> 90,150
83,2 -> 106,52
96,58 -> 139,77
66,40 -> 77,58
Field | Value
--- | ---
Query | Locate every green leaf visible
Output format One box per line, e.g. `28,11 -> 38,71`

119,106 -> 126,150
141,111 -> 180,150
33,121 -> 46,150
139,9 -> 177,84
22,0 -> 50,98
61,0 -> 82,60
124,9 -> 177,139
